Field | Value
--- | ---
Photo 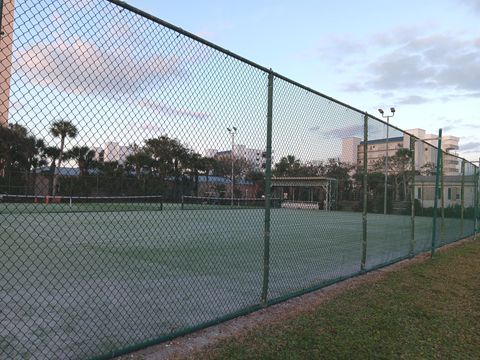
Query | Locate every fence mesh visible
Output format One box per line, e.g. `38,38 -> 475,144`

1,0 -> 479,358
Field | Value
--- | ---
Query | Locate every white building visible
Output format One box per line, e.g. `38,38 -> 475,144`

95,142 -> 133,164
207,144 -> 268,171
341,128 -> 461,175
341,137 -> 361,164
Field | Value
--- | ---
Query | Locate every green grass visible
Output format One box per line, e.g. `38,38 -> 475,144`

197,239 -> 480,360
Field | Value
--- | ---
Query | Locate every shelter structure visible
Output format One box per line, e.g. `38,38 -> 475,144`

271,176 -> 337,210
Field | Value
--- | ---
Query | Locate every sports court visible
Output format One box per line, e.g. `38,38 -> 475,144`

0,196 -> 472,358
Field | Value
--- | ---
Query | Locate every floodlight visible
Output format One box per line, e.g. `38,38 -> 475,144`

378,109 -> 384,115
390,107 -> 395,113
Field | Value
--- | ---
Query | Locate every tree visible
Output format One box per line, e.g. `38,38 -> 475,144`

273,155 -> 320,177
126,144 -> 152,179
389,148 -> 414,200
0,124 -> 48,194
273,155 -> 301,176
420,162 -> 436,176
0,124 -> 28,177
144,136 -> 190,199
323,158 -> 355,201
184,152 -> 203,195
371,149 -> 414,201
50,120 -> 78,195
43,146 -> 61,196
67,146 -> 96,176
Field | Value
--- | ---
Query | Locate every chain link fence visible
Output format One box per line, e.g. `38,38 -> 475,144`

1,0 -> 479,358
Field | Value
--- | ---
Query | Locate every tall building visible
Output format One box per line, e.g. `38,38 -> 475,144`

94,142 -> 133,164
0,0 -> 15,127
206,144 -> 269,172
341,128 -> 461,175
340,137 -> 361,164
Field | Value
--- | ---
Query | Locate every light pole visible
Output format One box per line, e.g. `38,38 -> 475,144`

378,107 -> 395,215
227,127 -> 237,205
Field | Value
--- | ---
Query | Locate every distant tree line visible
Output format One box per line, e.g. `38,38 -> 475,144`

0,121 -> 265,200
0,120 -> 438,209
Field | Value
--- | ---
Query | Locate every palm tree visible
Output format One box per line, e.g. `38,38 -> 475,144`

126,144 -> 152,179
50,120 -> 77,195
43,146 -> 61,196
67,146 -> 96,176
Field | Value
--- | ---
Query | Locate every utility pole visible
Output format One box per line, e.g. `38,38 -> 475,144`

378,107 -> 396,215
227,127 -> 237,205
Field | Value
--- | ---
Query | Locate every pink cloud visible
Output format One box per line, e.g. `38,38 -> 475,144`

14,38 -> 183,98
137,99 -> 209,120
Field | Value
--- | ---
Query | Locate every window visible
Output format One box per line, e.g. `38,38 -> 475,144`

447,188 -> 452,200
456,193 -> 460,200
417,187 -> 421,199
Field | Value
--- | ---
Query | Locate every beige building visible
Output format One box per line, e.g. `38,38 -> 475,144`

0,0 -> 15,127
415,175 -> 476,208
341,128 -> 461,175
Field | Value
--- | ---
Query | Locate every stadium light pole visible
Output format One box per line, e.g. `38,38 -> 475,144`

378,107 -> 395,215
227,127 -> 237,205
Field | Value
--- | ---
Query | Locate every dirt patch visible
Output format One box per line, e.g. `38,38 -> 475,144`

116,236 -> 476,360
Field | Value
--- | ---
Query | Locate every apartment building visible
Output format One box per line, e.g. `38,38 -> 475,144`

206,144 -> 268,171
341,128 -> 461,175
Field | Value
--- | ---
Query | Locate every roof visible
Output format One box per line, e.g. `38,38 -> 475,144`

35,166 -> 100,176
415,175 -> 476,184
360,136 -> 404,145
271,176 -> 337,187
196,175 -> 253,185
271,176 -> 336,181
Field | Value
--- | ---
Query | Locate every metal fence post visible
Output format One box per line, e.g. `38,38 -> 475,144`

440,150 -> 445,244
475,163 -> 479,240
431,128 -> 442,257
261,70 -> 274,306
409,136 -> 416,257
460,159 -> 465,237
361,113 -> 368,271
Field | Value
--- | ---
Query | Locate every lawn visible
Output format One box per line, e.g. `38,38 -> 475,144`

196,238 -> 480,360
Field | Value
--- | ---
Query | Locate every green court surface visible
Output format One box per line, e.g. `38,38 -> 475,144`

0,207 -> 474,359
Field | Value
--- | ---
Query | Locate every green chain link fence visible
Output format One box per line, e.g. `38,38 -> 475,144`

1,0 -> 479,358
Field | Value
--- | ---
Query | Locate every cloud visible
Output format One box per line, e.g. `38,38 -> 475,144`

137,99 -> 209,120
396,95 -> 431,105
129,122 -> 164,133
15,38 -> 184,99
442,125 -> 456,132
460,141 -> 480,151
316,36 -> 366,63
317,27 -> 480,100
309,124 -> 364,139
457,0 -> 480,12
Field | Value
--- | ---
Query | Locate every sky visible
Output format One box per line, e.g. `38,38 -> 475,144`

7,0 -> 480,164
124,0 -> 480,162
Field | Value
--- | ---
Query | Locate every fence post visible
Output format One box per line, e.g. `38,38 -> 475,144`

460,159 -> 465,237
431,128 -> 442,257
475,163 -> 479,240
440,150 -> 445,244
261,70 -> 274,306
409,136 -> 416,257
361,113 -> 368,272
